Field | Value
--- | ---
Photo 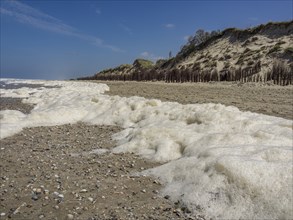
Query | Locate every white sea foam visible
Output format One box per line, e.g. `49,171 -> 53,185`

0,79 -> 292,219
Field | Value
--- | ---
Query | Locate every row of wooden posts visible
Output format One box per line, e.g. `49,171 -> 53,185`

81,60 -> 292,86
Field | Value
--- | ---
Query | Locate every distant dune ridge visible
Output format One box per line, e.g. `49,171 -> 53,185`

78,21 -> 293,85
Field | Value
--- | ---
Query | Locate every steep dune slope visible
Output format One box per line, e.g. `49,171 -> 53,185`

78,21 -> 293,85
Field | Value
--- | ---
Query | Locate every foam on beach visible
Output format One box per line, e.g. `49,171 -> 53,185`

0,79 -> 292,219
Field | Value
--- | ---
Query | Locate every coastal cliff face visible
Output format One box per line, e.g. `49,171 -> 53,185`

78,21 -> 293,85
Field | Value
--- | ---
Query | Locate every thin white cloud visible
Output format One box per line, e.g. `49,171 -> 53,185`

140,51 -> 164,61
0,0 -> 123,52
165,23 -> 175,28
119,23 -> 132,35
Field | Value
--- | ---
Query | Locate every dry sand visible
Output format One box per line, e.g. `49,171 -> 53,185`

1,81 -> 292,219
101,81 -> 293,120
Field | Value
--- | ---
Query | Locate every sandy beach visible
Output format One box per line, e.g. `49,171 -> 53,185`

1,1 -> 292,219
1,122 -> 194,219
101,81 -> 293,120
0,81 -> 292,219
0,88 -> 198,219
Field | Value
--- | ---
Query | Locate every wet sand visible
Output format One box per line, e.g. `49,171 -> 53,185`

0,98 -> 34,114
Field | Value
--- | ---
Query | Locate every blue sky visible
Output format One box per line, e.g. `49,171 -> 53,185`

0,0 -> 292,80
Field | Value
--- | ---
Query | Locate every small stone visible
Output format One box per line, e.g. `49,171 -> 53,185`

141,189 -> 146,193
80,189 -> 87,193
0,213 -> 5,217
54,205 -> 59,209
32,194 -> 39,201
153,180 -> 160,184
181,206 -> 191,213
163,207 -> 171,211
67,214 -> 74,219
101,196 -> 105,199
39,214 -> 45,219
164,195 -> 170,200
88,197 -> 94,202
